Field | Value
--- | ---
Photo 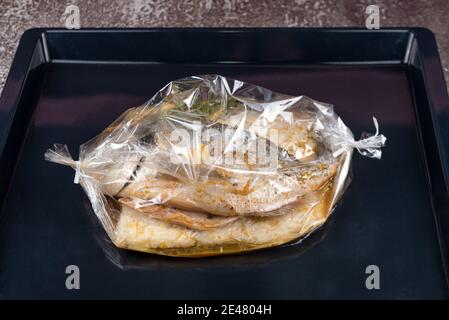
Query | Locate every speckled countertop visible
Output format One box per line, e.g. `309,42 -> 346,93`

1,0 -> 449,94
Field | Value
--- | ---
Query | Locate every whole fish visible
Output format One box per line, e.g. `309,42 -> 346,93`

114,185 -> 332,257
118,159 -> 339,216
119,198 -> 239,230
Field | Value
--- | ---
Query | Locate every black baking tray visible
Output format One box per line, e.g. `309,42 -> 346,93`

0,28 -> 448,299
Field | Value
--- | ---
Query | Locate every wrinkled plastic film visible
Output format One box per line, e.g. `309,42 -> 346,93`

45,75 -> 386,257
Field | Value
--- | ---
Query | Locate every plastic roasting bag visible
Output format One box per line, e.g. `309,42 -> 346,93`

45,75 -> 386,257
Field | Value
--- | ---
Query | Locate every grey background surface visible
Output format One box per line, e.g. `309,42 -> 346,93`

0,0 -> 448,94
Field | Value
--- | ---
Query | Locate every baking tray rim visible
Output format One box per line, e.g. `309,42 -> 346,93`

0,27 -> 448,289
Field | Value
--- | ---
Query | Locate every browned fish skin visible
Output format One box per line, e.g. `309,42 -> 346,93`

119,198 -> 239,230
114,184 -> 333,257
119,160 -> 339,216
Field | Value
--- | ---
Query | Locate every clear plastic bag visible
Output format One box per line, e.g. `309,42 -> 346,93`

45,75 -> 386,257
